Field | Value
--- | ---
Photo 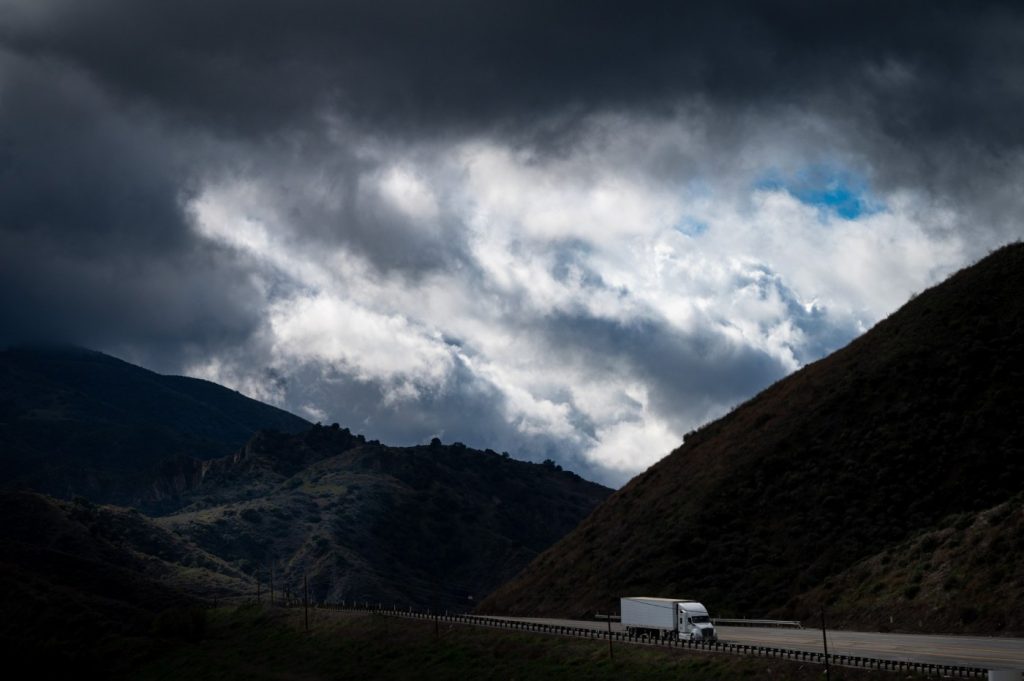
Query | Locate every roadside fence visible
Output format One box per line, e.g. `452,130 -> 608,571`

315,602 -> 987,678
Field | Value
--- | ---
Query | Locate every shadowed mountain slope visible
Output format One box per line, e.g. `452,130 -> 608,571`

0,345 -> 309,508
0,344 -> 613,615
791,494 -> 1024,635
0,491 -> 252,666
158,425 -> 612,610
478,243 -> 1024,634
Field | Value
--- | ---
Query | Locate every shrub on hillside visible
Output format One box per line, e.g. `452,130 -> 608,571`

153,606 -> 207,642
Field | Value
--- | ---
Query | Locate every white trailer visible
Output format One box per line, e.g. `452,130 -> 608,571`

620,596 -> 718,641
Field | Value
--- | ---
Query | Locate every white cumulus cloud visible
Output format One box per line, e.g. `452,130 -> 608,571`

181,107 -> 982,486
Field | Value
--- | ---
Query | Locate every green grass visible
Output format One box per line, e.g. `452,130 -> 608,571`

128,606 -> 903,681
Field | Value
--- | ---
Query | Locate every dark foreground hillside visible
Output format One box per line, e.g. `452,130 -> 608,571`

480,243 -> 1024,634
0,491 -> 251,670
159,425 -> 611,610
0,345 -> 309,509
0,432 -> 612,669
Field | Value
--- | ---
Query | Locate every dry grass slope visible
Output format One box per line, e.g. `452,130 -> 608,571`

794,494 -> 1024,634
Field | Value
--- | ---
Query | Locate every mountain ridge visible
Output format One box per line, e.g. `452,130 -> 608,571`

0,343 -> 614,614
0,344 -> 310,509
157,425 -> 612,610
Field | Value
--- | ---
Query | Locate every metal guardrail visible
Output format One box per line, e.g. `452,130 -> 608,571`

712,618 -> 803,629
598,615 -> 800,628
316,603 -> 988,678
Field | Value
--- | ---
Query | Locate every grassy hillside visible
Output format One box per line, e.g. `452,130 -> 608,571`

791,494 -> 1024,634
0,491 -> 253,671
0,345 -> 309,508
158,425 -> 611,610
479,243 -> 1024,634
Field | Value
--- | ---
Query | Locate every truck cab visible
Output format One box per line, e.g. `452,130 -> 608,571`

678,602 -> 717,642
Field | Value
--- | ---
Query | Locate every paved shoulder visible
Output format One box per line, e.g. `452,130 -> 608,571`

479,616 -> 1024,669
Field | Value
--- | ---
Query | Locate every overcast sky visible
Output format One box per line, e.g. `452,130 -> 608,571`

2,1 -> 1023,485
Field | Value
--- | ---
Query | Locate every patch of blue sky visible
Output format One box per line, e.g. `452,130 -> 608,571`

684,177 -> 714,199
755,164 -> 885,221
672,216 -> 709,236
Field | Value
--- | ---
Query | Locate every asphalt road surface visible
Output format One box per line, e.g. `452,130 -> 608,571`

479,616 -> 1024,670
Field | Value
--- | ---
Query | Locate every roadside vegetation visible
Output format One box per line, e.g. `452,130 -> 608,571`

128,606 -> 918,681
796,494 -> 1024,634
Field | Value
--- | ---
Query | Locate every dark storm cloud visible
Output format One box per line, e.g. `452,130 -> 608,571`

7,0 -> 1023,248
0,50 -> 262,356
5,0 -> 1023,146
210,134 -> 472,276
536,310 -> 789,432
2,0 -> 1022,484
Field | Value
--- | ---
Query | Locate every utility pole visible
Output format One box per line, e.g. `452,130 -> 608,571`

433,584 -> 439,640
434,577 -> 442,640
820,608 -> 830,679
269,563 -> 274,607
304,573 -> 310,632
607,602 -> 615,661
257,570 -> 261,604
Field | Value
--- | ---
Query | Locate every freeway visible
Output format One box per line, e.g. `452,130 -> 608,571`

479,616 -> 1024,670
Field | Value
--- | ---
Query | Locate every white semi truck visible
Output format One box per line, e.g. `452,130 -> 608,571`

620,597 -> 718,641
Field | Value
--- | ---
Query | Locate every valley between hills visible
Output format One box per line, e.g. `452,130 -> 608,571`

1,244 -> 1023,676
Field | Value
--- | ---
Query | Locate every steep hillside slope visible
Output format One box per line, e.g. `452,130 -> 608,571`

479,243 -> 1024,633
790,494 -> 1024,634
159,425 -> 612,610
0,491 -> 252,666
0,345 -> 309,508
